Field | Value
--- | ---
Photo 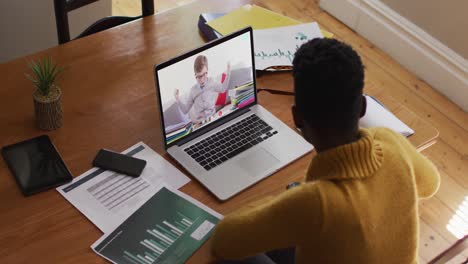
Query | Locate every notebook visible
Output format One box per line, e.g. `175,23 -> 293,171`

205,4 -> 333,37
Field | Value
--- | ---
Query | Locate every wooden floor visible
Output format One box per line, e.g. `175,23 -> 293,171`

112,0 -> 468,263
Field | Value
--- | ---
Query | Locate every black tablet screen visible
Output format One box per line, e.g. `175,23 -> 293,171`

1,135 -> 72,196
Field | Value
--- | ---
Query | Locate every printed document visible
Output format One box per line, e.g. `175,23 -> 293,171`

253,22 -> 324,70
92,185 -> 222,264
360,95 -> 414,137
57,142 -> 190,233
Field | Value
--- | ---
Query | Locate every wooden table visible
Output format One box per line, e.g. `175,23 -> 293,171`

0,0 -> 438,263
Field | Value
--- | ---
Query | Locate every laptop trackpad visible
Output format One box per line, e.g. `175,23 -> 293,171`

236,148 -> 279,177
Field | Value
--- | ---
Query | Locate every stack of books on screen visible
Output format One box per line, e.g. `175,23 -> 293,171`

166,124 -> 193,144
229,81 -> 255,109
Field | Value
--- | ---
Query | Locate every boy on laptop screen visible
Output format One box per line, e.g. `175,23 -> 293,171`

158,33 -> 254,145
154,28 -> 312,201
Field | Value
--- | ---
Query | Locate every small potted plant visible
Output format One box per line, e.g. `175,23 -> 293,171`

26,57 -> 64,130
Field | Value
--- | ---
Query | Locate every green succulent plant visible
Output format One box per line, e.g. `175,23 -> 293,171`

26,57 -> 63,96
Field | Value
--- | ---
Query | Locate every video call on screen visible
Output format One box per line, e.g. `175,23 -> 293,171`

158,32 -> 255,145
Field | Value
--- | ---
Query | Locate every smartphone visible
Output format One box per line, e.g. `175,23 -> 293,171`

92,149 -> 147,177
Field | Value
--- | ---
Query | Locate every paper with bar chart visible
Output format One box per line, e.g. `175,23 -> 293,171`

92,186 -> 222,264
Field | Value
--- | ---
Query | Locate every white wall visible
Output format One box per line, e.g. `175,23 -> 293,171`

0,0 -> 111,63
381,0 -> 468,60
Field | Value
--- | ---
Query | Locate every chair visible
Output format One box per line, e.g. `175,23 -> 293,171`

428,234 -> 468,264
53,0 -> 154,44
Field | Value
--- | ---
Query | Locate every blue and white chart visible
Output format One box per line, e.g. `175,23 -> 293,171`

57,142 -> 190,233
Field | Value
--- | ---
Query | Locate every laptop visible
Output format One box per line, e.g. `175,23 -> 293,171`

154,27 -> 312,200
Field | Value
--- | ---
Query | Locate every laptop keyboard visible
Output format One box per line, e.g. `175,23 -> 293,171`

184,114 -> 278,171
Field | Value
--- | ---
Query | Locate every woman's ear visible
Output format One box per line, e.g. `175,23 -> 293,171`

360,95 -> 367,118
292,105 -> 303,130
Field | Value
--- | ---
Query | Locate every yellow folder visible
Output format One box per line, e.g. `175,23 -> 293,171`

206,4 -> 333,38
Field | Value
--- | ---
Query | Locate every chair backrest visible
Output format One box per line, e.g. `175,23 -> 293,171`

428,235 -> 468,264
53,0 -> 154,44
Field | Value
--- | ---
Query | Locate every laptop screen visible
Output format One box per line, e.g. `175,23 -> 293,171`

155,28 -> 256,148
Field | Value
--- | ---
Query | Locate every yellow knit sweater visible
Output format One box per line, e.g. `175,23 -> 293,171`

212,128 -> 440,263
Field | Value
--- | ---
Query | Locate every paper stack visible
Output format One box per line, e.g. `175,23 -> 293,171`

360,95 -> 414,137
200,4 -> 330,71
253,22 -> 323,70
205,4 -> 332,37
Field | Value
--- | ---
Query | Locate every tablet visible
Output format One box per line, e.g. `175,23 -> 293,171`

1,135 -> 73,196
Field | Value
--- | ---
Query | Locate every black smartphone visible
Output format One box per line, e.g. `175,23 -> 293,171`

92,149 -> 147,177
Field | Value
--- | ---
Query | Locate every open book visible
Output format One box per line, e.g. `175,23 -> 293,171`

360,95 -> 414,137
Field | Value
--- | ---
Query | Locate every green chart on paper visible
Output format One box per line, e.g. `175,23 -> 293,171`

93,187 -> 221,264
254,32 -> 308,62
255,45 -> 301,63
